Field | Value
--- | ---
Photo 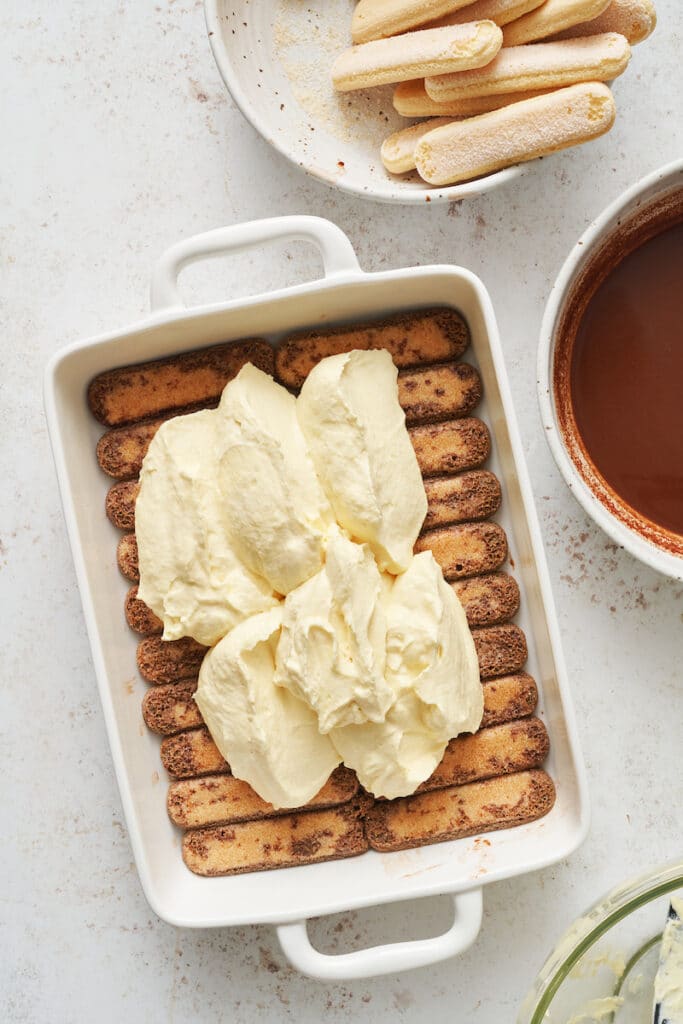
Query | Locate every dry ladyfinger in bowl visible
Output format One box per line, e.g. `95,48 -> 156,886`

415,82 -> 617,187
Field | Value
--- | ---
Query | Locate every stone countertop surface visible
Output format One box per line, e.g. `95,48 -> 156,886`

1,1 -> 682,1020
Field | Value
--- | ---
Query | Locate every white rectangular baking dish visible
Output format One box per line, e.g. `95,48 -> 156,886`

44,215 -> 589,980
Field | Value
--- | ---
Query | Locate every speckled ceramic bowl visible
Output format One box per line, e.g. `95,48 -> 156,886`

204,0 -> 525,205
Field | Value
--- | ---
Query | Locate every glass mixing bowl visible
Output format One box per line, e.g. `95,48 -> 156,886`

519,861 -> 683,1023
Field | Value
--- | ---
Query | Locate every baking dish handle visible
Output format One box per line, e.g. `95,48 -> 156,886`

150,215 -> 361,312
276,888 -> 483,980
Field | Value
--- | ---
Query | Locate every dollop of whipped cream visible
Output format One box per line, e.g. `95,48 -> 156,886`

136,409 -> 277,647
385,551 -> 482,740
215,363 -> 333,595
194,607 -> 340,808
138,350 -> 483,808
297,348 -> 427,573
136,363 -> 333,644
275,525 -> 393,733
329,551 -> 482,799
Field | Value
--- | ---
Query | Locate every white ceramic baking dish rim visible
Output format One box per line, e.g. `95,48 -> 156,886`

203,1 -> 525,206
537,159 -> 683,582
45,215 -> 588,979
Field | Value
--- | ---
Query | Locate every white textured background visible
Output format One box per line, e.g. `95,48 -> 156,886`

1,2 -> 682,1021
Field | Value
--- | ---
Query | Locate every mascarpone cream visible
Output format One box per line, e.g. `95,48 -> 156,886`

136,410 -> 277,647
194,607 -> 341,809
275,526 -> 393,733
385,550 -> 482,739
216,364 -> 333,595
329,552 -> 483,799
297,349 -> 427,573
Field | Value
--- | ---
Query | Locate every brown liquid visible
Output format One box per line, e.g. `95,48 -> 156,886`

569,219 -> 683,537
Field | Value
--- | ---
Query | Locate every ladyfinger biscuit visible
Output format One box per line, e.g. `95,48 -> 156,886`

424,35 -> 629,101
352,0 -> 484,44
87,339 -> 274,427
480,673 -> 538,727
453,571 -> 520,628
415,521 -> 507,579
331,22 -> 503,93
503,0 -> 611,46
364,769 -> 555,852
410,417 -> 490,476
549,0 -> 656,44
182,798 -> 371,877
428,0 -> 547,28
106,480 -> 139,530
417,717 -> 549,793
399,362 -> 482,425
275,307 -> 470,390
416,82 -> 617,186
107,479 -> 139,523
97,418 -> 167,479
382,117 -> 456,174
423,469 -> 502,529
142,680 -> 202,735
161,726 -> 228,778
137,636 -> 208,685
168,767 -> 359,829
393,78 -> 553,118
117,533 -> 139,582
473,623 -> 528,679
125,585 -> 162,635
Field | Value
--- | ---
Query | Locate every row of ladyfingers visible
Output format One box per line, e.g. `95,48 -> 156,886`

93,360 -> 482,454
88,307 -> 471,426
164,718 -> 548,826
144,671 -> 539,740
89,307 -> 555,876
159,713 -> 551,875
105,466 -> 503,533
182,770 -> 556,875
93,360 -> 482,448
99,415 -> 493,482
124,569 -> 521,635
161,715 -> 548,791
